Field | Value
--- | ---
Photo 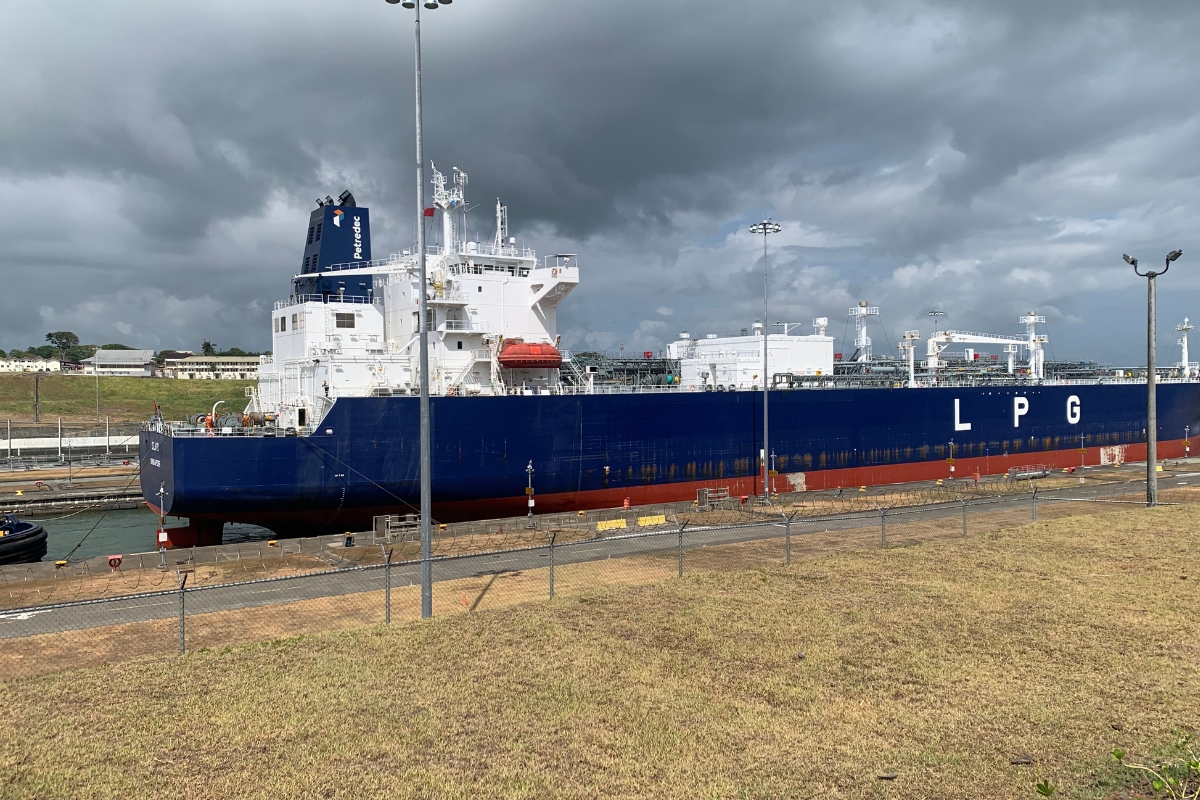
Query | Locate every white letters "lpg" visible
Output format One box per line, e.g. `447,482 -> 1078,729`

1013,396 -> 1029,427
1013,395 -> 1080,427
1067,395 -> 1081,425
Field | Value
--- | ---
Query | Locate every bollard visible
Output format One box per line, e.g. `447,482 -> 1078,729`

177,572 -> 189,655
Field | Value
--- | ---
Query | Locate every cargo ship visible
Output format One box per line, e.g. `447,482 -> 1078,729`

141,168 -> 1200,545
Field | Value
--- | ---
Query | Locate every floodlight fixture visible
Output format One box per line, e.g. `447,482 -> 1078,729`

749,220 -> 783,236
1167,250 -> 1183,262
1123,253 -> 1137,267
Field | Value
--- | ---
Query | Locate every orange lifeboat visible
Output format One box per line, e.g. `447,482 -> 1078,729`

498,340 -> 563,370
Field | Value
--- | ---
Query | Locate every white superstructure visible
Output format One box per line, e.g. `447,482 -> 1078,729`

255,165 -> 579,429
667,322 -> 834,391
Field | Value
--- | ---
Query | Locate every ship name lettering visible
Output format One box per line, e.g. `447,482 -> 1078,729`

953,398 -> 971,431
1013,396 -> 1029,427
352,216 -> 363,259
1066,395 -> 1081,425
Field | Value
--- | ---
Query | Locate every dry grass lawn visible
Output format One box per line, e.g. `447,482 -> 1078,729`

2,505 -> 1198,799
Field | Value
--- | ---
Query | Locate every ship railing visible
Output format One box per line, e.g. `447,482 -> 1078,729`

320,256 -> 402,273
426,290 -> 468,304
154,424 -> 310,438
551,384 -> 682,396
457,242 -> 536,259
274,295 -> 375,310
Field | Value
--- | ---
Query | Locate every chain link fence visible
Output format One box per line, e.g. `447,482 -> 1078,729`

2,473 -> 1192,680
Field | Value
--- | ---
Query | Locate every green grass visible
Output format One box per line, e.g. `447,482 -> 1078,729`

0,373 -> 254,423
2,506 -> 1197,799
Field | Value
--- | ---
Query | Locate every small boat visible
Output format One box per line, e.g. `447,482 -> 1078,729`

0,514 -> 48,565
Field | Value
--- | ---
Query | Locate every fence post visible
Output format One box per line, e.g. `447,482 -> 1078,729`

676,521 -> 688,577
177,572 -> 188,655
549,532 -> 557,599
783,511 -> 797,565
1031,485 -> 1038,521
879,507 -> 887,549
961,497 -> 968,538
382,545 -> 392,624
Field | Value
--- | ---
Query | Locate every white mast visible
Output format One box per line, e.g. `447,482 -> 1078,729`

849,301 -> 879,363
494,198 -> 508,250
1178,317 -> 1195,378
431,163 -> 467,251
1019,311 -> 1047,379
900,330 -> 920,387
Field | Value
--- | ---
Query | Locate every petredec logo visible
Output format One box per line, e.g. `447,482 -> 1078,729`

332,209 -> 344,228
352,215 -> 363,260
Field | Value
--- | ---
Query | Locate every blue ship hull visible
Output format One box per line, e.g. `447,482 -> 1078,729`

140,383 -> 1200,543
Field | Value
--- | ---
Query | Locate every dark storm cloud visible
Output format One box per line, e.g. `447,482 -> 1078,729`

1,0 -> 1198,364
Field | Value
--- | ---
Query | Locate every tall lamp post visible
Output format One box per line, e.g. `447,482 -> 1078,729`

1125,249 -> 1183,507
387,0 -> 451,618
749,219 -> 781,497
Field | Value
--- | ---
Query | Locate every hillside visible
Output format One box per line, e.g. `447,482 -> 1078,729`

0,374 -> 255,424
2,506 -> 1196,798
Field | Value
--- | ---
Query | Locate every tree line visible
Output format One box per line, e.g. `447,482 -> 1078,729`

0,332 -> 264,363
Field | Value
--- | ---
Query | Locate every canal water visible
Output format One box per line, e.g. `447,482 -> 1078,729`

31,507 -> 272,562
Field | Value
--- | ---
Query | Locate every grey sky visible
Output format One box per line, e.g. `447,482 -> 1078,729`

1,0 -> 1198,365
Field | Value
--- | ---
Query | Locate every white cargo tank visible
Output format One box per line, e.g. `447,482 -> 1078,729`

667,320 -> 834,391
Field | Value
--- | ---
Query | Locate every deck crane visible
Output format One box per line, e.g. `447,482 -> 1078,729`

926,312 -> 1048,379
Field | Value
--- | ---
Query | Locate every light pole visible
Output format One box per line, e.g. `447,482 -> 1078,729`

386,0 -> 449,618
1125,249 -> 1183,506
749,219 -> 781,497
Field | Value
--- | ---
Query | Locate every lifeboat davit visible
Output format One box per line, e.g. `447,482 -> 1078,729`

498,340 -> 563,370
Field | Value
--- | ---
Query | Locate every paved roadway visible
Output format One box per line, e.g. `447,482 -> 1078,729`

0,478 -> 1149,640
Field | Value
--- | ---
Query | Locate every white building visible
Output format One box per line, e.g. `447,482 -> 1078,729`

666,322 -> 834,391
80,349 -> 156,377
162,355 -> 260,380
0,357 -> 61,373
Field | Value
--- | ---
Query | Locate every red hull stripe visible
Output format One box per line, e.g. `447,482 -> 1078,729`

442,440 -> 1185,519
